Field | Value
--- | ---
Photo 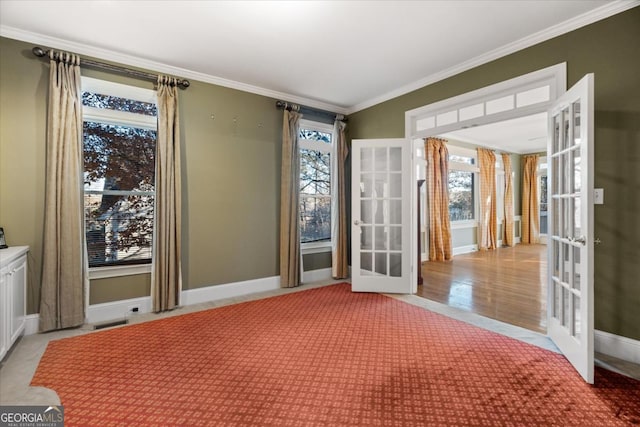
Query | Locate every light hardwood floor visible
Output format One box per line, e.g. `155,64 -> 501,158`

418,244 -> 547,333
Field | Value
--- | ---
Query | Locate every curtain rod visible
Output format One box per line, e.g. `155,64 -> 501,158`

275,100 -> 346,122
32,46 -> 190,89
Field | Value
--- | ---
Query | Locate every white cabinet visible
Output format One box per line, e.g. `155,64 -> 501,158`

0,246 -> 28,361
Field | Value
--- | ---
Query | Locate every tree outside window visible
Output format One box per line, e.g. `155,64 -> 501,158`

82,80 -> 157,268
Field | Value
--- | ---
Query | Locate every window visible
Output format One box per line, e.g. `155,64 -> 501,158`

299,120 -> 333,247
447,146 -> 477,222
82,77 -> 157,271
496,155 -> 505,224
538,157 -> 548,235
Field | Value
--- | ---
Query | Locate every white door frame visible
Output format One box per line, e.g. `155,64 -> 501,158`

405,63 -> 566,265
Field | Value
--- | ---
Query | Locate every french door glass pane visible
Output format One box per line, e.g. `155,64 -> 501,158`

573,294 -> 581,339
390,200 -> 402,224
390,173 -> 402,197
572,101 -> 581,147
563,107 -> 570,151
553,240 -> 560,278
563,199 -> 571,239
361,174 -> 373,197
390,147 -> 402,171
563,153 -> 571,194
361,252 -> 373,275
552,156 -> 560,194
374,147 -> 387,171
563,287 -> 570,327
389,227 -> 402,251
361,148 -> 373,171
573,246 -> 581,291
374,173 -> 387,197
554,199 -> 561,240
574,197 -> 582,237
375,252 -> 387,275
361,200 -> 372,224
563,243 -> 570,284
389,253 -> 401,277
361,226 -> 373,250
573,149 -> 582,192
553,114 -> 559,152
375,226 -> 387,250
554,282 -> 562,320
374,200 -> 387,224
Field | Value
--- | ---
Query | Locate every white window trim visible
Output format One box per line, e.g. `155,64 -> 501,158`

299,119 -> 334,251
82,76 -> 157,279
301,241 -> 332,254
88,264 -> 152,280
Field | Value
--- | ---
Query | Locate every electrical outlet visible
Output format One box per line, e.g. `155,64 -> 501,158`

128,305 -> 140,314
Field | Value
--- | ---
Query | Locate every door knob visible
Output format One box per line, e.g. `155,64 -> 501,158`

573,236 -> 587,245
354,219 -> 362,226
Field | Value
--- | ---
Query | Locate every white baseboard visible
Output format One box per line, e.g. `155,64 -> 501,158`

86,296 -> 153,324
180,275 -> 280,306
453,244 -> 478,256
301,267 -> 333,284
595,329 -> 640,365
23,314 -> 40,336
24,268 -> 337,333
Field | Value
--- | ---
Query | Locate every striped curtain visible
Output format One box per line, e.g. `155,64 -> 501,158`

477,148 -> 497,250
501,153 -> 515,246
522,154 -> 540,244
425,138 -> 452,261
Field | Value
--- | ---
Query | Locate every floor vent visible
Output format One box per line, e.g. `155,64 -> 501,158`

93,319 -> 128,330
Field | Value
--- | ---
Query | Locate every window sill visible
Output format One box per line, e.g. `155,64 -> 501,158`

89,264 -> 152,280
451,220 -> 477,230
301,241 -> 332,255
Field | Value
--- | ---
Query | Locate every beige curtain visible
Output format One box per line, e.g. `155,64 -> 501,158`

153,76 -> 182,312
280,109 -> 303,287
39,51 -> 85,332
425,138 -> 452,261
502,153 -> 515,246
331,118 -> 349,279
522,154 -> 540,244
477,148 -> 497,250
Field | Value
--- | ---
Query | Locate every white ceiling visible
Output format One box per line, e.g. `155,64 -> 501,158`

1,0 -> 633,116
441,112 -> 549,154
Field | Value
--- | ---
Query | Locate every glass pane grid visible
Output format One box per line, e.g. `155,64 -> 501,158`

358,144 -> 403,279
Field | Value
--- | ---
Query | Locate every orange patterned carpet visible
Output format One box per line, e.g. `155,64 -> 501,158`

32,283 -> 639,426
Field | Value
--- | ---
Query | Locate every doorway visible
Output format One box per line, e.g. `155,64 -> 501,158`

416,112 -> 549,333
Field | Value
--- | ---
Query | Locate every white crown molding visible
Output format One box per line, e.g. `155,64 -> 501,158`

0,25 -> 349,116
1,1 -> 636,117
346,0 -> 639,115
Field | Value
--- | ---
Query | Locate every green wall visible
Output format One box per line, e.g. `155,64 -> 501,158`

0,36 -> 330,310
349,8 -> 640,341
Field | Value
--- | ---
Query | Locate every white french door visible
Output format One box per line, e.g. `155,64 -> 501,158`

351,139 -> 414,294
547,74 -> 594,383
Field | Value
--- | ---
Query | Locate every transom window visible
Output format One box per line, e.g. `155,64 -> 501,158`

82,77 -> 157,269
299,120 -> 333,245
